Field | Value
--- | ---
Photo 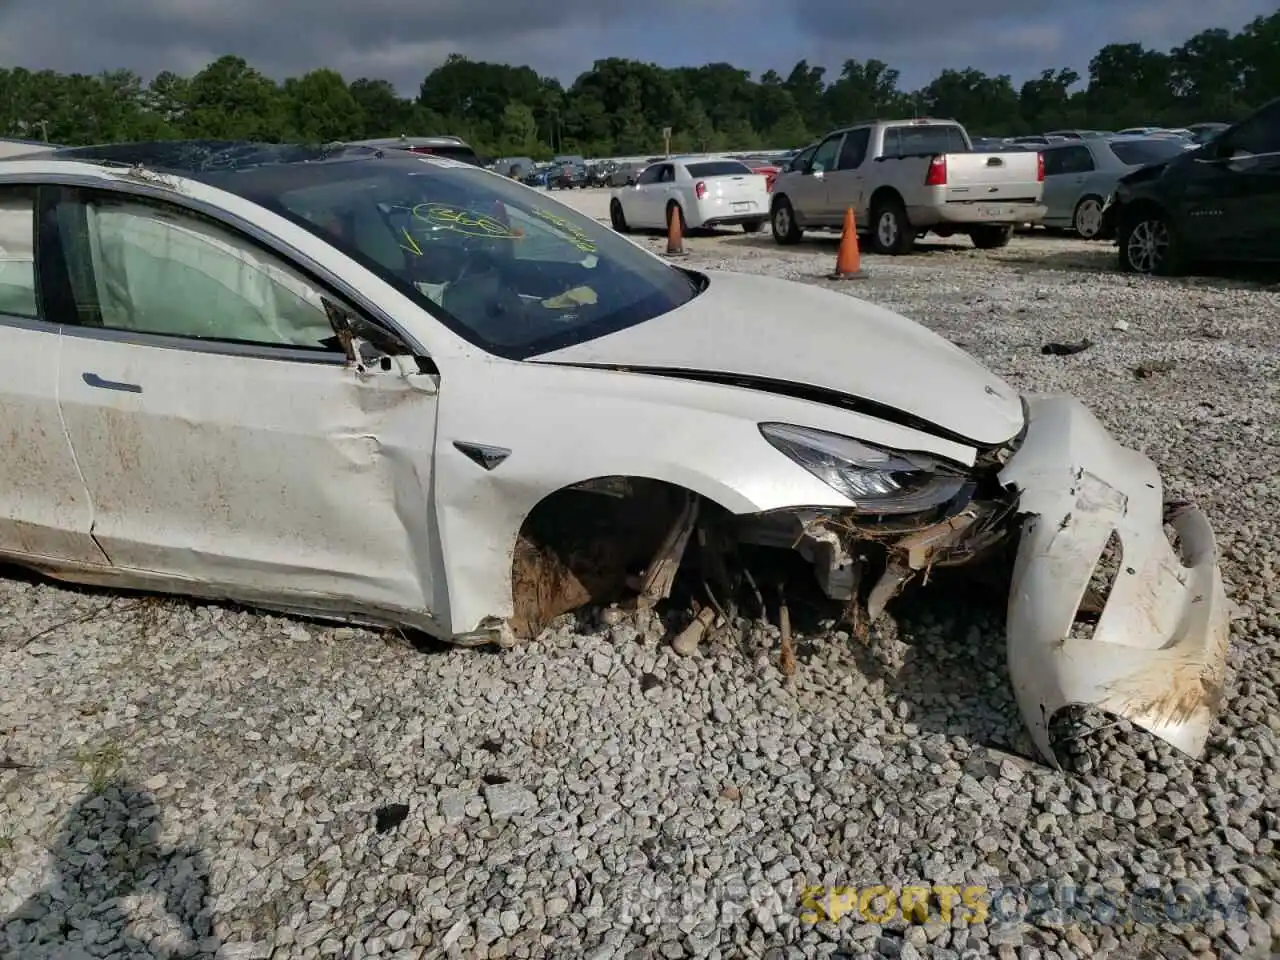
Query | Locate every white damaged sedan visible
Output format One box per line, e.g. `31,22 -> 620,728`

0,141 -> 1229,766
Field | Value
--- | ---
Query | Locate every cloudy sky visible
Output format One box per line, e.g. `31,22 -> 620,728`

0,0 -> 1272,93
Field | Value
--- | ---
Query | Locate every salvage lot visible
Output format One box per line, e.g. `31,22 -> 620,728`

2,184 -> 1279,959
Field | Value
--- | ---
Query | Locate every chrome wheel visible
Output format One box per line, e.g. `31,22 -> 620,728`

877,210 -> 899,249
1074,198 -> 1103,238
1126,218 -> 1169,273
773,205 -> 791,235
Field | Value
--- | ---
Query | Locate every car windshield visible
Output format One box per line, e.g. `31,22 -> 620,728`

686,161 -> 754,177
237,154 -> 701,358
1107,138 -> 1187,166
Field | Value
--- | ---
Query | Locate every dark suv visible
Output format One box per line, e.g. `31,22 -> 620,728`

1101,98 -> 1280,274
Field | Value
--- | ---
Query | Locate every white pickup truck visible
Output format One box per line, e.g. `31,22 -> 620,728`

770,119 -> 1047,254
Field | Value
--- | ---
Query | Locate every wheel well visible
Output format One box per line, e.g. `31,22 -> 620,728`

868,187 -> 904,214
509,476 -> 714,639
1119,198 -> 1165,227
771,192 -> 790,211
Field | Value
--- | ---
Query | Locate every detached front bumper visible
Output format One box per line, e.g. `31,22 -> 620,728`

999,396 -> 1230,766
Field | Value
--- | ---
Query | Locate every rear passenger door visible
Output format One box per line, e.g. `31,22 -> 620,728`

1041,145 -> 1094,225
0,183 -> 106,565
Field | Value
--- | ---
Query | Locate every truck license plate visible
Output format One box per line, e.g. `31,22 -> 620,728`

979,206 -> 1008,218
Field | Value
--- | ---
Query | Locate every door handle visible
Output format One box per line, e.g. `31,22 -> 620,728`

82,372 -> 142,393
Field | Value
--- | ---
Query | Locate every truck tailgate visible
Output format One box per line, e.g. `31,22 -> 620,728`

943,152 -> 1041,202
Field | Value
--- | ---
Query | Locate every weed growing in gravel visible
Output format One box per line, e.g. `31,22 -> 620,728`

75,742 -> 124,792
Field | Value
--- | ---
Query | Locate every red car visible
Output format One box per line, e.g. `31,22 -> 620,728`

740,156 -> 782,191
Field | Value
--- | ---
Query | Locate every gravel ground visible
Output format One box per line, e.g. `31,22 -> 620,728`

2,191 -> 1278,960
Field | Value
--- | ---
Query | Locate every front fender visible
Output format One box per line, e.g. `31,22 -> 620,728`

432,358 -> 971,635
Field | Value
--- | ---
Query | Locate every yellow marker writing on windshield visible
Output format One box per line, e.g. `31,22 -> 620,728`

400,228 -> 423,256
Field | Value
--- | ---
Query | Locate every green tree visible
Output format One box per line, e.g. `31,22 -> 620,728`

0,15 -> 1275,155
184,55 -> 286,140
498,102 -> 538,155
284,69 -> 360,141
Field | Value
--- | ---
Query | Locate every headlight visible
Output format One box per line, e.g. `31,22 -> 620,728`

760,422 -> 969,515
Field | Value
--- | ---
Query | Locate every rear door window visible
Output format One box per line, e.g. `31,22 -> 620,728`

837,129 -> 870,170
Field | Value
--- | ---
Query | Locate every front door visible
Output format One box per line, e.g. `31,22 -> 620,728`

0,184 -> 106,565
630,164 -> 665,229
792,133 -> 845,227
47,186 -> 442,623
1213,102 -> 1280,257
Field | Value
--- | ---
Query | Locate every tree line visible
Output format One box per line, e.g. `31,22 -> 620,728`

2,11 -> 1276,158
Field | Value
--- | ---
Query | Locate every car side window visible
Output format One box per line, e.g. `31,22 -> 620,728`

635,165 -> 661,185
657,165 -> 675,183
57,191 -> 342,352
1061,145 -> 1095,173
1042,148 -> 1068,177
810,135 -> 843,173
1225,105 -> 1280,156
837,129 -> 870,170
0,186 -> 38,319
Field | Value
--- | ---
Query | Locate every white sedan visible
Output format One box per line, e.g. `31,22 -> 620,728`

0,141 -> 1228,767
609,158 -> 769,234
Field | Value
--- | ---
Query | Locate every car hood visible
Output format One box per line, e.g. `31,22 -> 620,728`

531,271 -> 1024,447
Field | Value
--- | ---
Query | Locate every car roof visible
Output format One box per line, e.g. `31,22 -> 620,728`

32,139 -> 459,198
350,135 -> 470,147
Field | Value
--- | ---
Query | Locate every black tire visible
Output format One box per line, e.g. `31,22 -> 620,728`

970,225 -> 1014,249
868,195 -> 915,255
1072,195 -> 1106,239
666,201 -> 686,235
742,219 -> 765,234
771,197 -> 802,245
610,199 -> 630,233
1117,207 -> 1184,276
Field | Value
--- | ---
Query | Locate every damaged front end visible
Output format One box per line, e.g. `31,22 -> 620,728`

509,397 -> 1229,769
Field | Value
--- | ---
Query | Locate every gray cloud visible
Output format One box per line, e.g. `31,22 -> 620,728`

0,0 -> 682,89
798,0 -> 1275,86
0,0 -> 1271,96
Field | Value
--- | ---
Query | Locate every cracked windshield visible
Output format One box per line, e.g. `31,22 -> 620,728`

269,156 -> 698,356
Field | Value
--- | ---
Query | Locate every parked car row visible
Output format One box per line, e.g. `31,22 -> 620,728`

363,120 -> 1275,278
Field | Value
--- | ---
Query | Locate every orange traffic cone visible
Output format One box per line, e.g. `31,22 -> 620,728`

665,204 -> 687,257
829,207 -> 863,279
